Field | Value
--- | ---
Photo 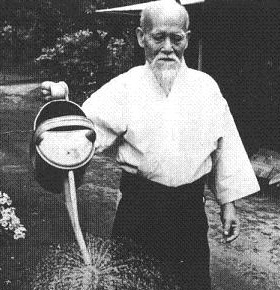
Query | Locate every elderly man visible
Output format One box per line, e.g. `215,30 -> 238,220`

41,1 -> 259,289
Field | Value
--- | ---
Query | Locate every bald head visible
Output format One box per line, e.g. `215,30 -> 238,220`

140,1 -> 190,33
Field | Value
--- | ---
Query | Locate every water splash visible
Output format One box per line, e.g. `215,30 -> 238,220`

31,235 -> 178,290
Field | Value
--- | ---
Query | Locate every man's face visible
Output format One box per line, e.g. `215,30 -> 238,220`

137,12 -> 189,66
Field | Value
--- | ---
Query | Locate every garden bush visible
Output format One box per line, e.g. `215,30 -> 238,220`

36,28 -> 134,104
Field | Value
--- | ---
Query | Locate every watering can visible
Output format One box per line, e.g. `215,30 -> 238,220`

30,98 -> 96,193
30,84 -> 95,265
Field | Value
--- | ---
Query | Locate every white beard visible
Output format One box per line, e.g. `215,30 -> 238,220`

150,56 -> 181,96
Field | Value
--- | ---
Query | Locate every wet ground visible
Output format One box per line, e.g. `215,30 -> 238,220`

0,83 -> 280,289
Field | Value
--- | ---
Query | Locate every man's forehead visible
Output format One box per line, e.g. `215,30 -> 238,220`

144,7 -> 188,32
150,25 -> 185,35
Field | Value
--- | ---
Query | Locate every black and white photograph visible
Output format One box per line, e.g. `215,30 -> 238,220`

0,0 -> 280,289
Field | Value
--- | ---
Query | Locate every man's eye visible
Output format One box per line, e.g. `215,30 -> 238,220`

172,34 -> 184,42
152,34 -> 165,42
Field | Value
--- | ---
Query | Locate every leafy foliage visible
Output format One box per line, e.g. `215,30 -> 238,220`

0,0 -> 140,102
36,29 -> 100,104
36,28 -> 134,104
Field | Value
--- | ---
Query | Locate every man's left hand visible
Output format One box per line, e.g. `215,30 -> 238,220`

220,202 -> 240,243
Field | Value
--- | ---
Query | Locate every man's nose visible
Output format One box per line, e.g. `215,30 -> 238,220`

161,37 -> 173,54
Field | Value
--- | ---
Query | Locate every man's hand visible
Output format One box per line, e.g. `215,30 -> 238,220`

220,202 -> 240,243
41,81 -> 69,102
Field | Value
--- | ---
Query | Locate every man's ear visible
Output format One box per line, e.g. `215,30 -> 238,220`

136,27 -> 145,48
184,31 -> 191,50
184,40 -> 189,50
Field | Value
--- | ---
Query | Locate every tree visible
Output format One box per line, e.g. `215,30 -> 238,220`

34,0 -> 141,103
0,0 -> 145,101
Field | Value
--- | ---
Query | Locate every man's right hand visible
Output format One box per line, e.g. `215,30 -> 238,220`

41,81 -> 69,102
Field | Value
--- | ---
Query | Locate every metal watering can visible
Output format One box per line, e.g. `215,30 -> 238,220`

30,86 -> 95,265
30,99 -> 95,193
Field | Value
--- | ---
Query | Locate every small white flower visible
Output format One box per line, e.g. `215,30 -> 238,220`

0,197 -> 8,205
14,226 -> 27,234
0,190 -> 26,240
14,232 -> 26,239
0,220 -> 8,228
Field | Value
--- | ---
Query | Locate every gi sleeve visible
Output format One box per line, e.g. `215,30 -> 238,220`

81,79 -> 128,153
211,102 -> 260,205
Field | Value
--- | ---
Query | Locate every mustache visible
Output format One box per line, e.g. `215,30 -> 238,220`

154,54 -> 180,62
150,55 -> 181,72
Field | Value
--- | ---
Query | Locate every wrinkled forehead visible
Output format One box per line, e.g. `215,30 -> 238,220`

141,3 -> 189,33
150,16 -> 187,34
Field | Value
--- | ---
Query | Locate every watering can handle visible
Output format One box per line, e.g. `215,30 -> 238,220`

33,115 -> 96,145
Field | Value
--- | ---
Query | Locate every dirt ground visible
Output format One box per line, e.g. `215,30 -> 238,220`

0,82 -> 280,289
